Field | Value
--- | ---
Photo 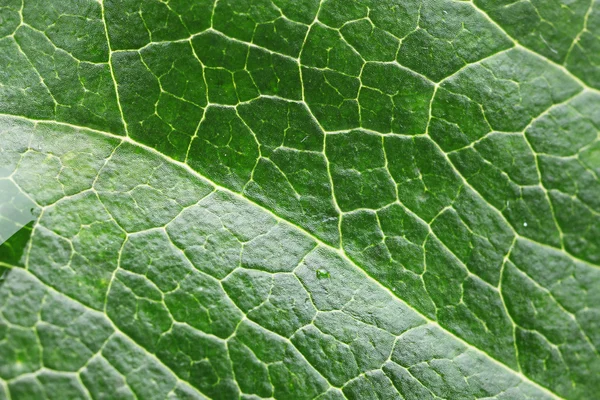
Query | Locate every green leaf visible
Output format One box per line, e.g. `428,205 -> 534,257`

0,0 -> 599,399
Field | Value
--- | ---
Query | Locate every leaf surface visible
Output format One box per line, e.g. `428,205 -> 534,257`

0,0 -> 599,399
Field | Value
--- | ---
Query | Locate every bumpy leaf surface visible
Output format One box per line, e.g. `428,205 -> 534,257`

0,0 -> 599,399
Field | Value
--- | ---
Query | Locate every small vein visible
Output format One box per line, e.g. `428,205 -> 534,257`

99,0 -> 129,136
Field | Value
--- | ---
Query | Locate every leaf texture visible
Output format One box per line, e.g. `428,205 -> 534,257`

0,0 -> 599,399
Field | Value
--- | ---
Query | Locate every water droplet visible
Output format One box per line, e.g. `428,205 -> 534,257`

316,269 -> 330,279
523,222 -> 528,227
